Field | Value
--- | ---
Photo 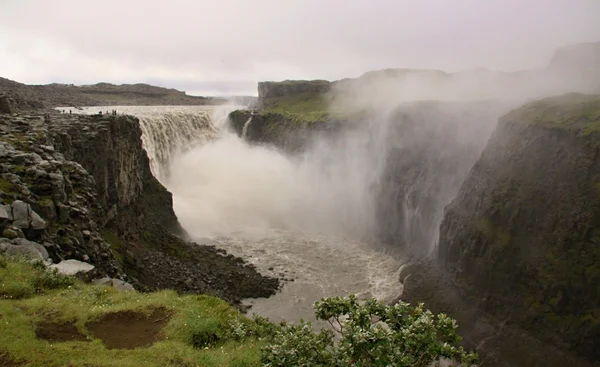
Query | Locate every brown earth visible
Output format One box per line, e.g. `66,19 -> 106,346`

87,308 -> 171,349
34,321 -> 89,343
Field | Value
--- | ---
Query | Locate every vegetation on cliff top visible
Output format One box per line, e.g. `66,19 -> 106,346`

503,93 -> 600,133
0,254 -> 476,367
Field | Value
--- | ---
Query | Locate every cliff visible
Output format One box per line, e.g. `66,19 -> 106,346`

375,100 -> 511,256
437,93 -> 600,363
0,109 -> 278,305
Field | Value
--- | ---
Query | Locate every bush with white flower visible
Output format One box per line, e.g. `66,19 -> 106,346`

251,294 -> 478,367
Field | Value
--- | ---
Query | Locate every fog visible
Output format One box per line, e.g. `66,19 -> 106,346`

2,0 -> 600,95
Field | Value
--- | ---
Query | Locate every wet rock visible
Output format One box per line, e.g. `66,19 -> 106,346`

50,259 -> 95,276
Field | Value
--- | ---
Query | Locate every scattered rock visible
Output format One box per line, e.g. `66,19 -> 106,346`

50,259 -> 95,276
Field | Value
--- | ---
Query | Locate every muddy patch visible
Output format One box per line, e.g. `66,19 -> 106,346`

35,322 -> 88,343
87,308 -> 171,349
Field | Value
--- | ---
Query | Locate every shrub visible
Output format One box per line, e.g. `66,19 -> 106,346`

256,295 -> 478,367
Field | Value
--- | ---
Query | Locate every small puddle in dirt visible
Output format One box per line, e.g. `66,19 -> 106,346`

87,308 -> 171,349
35,322 -> 88,342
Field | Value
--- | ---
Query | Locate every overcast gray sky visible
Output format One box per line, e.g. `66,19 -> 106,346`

1,0 -> 599,96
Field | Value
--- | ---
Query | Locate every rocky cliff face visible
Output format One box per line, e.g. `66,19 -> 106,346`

228,110 -> 345,152
0,110 -> 278,305
438,93 -> 600,363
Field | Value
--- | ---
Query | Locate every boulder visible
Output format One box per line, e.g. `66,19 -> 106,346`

0,94 -> 11,114
11,200 -> 30,229
0,205 -> 10,231
2,226 -> 22,239
92,277 -> 112,286
50,259 -> 95,276
111,279 -> 135,291
3,239 -> 47,262
29,211 -> 46,230
12,238 -> 49,260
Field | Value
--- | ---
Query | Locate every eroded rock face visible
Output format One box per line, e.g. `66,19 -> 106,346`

438,94 -> 600,363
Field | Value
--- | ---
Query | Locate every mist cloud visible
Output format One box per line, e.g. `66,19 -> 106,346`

1,0 -> 599,95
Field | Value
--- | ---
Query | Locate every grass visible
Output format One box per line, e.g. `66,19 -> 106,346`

261,92 -> 334,122
502,93 -> 600,132
0,254 -> 263,367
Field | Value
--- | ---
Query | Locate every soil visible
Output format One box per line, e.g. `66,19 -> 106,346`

87,308 -> 171,349
34,322 -> 88,343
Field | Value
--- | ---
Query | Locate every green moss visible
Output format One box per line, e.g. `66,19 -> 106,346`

101,229 -> 125,266
36,196 -> 54,206
0,255 -> 262,367
0,177 -> 21,195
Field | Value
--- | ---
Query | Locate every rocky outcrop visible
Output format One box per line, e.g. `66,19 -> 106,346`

228,110 -> 346,152
437,93 -> 600,363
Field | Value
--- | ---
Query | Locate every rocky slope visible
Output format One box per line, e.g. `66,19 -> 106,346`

0,77 -> 226,109
417,93 -> 600,365
0,110 -> 278,305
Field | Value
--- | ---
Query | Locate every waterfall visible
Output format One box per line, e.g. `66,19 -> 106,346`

76,105 -> 236,184
241,116 -> 253,139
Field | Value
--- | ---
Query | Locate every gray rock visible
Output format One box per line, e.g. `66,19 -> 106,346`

11,200 -> 30,229
29,210 -> 46,230
50,259 -> 95,276
4,243 -> 45,261
0,238 -> 12,252
3,204 -> 13,220
92,277 -> 112,286
12,238 -> 49,260
2,226 -> 21,239
0,205 -> 10,230
111,279 -> 135,292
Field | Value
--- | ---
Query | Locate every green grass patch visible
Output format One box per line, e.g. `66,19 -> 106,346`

0,255 -> 262,367
503,93 -> 600,131
261,92 -> 333,122
0,255 -> 75,300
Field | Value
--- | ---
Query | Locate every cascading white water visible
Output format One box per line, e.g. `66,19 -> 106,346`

241,116 -> 252,139
76,104 -> 405,323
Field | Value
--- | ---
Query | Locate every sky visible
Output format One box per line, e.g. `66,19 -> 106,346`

1,0 -> 599,96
